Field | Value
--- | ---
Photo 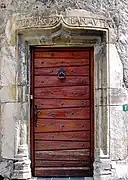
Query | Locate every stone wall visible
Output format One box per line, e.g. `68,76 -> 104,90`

0,0 -> 127,85
0,0 -> 128,180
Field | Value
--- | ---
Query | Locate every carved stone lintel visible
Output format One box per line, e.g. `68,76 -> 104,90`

5,11 -> 116,45
16,16 -> 61,29
15,16 -> 114,30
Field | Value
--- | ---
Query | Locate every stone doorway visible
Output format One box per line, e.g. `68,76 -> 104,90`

1,9 -> 118,179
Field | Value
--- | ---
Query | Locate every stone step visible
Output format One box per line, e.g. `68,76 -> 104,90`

31,177 -> 93,180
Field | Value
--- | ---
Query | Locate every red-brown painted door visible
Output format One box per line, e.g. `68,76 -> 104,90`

30,47 -> 94,177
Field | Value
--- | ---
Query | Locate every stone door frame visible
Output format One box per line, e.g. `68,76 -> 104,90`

5,10 -> 116,179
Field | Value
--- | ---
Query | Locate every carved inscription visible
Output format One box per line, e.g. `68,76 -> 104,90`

63,16 -> 113,28
16,16 -> 61,29
16,16 -> 113,30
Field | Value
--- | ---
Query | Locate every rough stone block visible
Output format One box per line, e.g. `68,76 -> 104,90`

94,45 -> 108,89
110,106 -> 128,160
95,88 -> 108,106
110,88 -> 128,105
0,85 -> 17,102
111,161 -> 128,179
0,46 -> 16,86
109,44 -> 123,88
0,160 -> 13,179
1,103 -> 21,159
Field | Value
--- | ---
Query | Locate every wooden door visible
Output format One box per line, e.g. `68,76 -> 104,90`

30,47 -> 94,177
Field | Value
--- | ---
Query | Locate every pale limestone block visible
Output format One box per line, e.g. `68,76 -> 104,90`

0,160 -> 13,179
94,106 -> 101,150
94,159 -> 111,177
100,159 -> 111,172
1,103 -> 20,159
84,178 -> 93,180
95,105 -> 109,156
108,29 -> 117,44
95,88 -> 108,106
94,44 -> 104,89
22,102 -> 29,123
1,45 -> 16,86
21,60 -> 27,84
110,106 -> 128,160
12,170 -> 31,180
22,86 -> 26,102
109,44 -> 123,88
0,85 -> 17,102
65,9 -> 104,19
110,88 -> 128,105
98,176 -> 113,180
100,105 -> 109,156
111,161 -> 128,179
94,43 -> 108,89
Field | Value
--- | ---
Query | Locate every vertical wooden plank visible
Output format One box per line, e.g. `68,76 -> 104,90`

90,48 -> 94,175
30,47 -> 35,174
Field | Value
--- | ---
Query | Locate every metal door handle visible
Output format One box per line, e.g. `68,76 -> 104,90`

58,68 -> 66,79
34,105 -> 40,127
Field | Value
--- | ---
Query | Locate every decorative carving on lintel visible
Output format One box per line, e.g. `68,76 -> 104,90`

16,15 -> 114,30
16,16 -> 61,29
5,12 -> 116,45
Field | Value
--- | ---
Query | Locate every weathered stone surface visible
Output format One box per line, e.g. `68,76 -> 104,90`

110,88 -> 128,105
95,88 -> 108,106
111,160 -> 128,179
29,178 -> 92,180
0,86 -> 17,102
1,103 -> 20,159
0,0 -> 128,180
1,0 -> 126,86
110,105 -> 128,161
109,44 -> 123,88
0,45 -> 16,86
12,159 -> 31,179
0,160 -> 13,179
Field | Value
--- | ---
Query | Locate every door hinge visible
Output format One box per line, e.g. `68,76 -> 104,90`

30,94 -> 33,100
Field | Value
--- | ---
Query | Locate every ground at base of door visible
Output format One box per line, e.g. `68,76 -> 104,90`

30,177 -> 93,180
